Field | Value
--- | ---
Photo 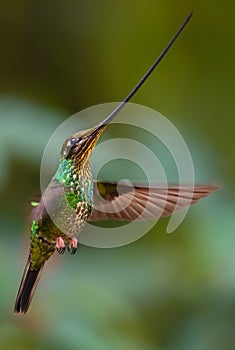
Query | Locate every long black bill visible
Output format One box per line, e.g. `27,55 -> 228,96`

94,11 -> 192,132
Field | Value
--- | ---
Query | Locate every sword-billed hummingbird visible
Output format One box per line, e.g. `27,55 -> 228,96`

14,12 -> 218,314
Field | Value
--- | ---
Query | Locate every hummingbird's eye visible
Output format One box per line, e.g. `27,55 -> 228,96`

70,138 -> 78,145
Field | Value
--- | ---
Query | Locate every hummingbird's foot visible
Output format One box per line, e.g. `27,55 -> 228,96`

68,237 -> 78,255
56,237 -> 65,254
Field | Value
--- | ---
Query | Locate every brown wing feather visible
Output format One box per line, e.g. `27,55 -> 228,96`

89,181 -> 219,222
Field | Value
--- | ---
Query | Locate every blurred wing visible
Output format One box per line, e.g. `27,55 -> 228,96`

89,181 -> 219,222
31,178 -> 64,222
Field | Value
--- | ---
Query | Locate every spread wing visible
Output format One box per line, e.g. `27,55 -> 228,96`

89,181 -> 219,222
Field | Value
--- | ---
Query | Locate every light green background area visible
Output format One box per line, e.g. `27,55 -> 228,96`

0,1 -> 234,349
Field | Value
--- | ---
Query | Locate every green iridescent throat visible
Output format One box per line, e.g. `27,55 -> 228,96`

31,220 -> 39,235
55,158 -> 93,210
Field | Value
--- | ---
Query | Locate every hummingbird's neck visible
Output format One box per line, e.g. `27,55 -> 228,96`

55,157 -> 94,216
55,157 -> 92,186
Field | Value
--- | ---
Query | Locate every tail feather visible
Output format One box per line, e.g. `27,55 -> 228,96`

14,256 -> 44,314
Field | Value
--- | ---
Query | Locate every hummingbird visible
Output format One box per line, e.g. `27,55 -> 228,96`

14,12 -> 218,314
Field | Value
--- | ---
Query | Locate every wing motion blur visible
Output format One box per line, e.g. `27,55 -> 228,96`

89,181 -> 219,222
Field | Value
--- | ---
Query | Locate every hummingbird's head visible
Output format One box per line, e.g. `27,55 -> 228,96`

60,102 -> 120,167
60,122 -> 107,167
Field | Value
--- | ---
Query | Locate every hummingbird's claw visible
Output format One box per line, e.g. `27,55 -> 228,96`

57,247 -> 65,255
56,237 -> 65,254
68,237 -> 78,255
69,247 -> 77,255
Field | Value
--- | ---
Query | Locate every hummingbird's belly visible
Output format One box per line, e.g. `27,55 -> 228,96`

53,200 -> 93,239
53,183 -> 93,239
46,173 -> 94,239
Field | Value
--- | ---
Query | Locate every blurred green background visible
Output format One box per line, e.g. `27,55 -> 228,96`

0,1 -> 234,349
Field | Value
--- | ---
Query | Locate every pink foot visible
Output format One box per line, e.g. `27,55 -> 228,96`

56,237 -> 65,254
68,237 -> 78,255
